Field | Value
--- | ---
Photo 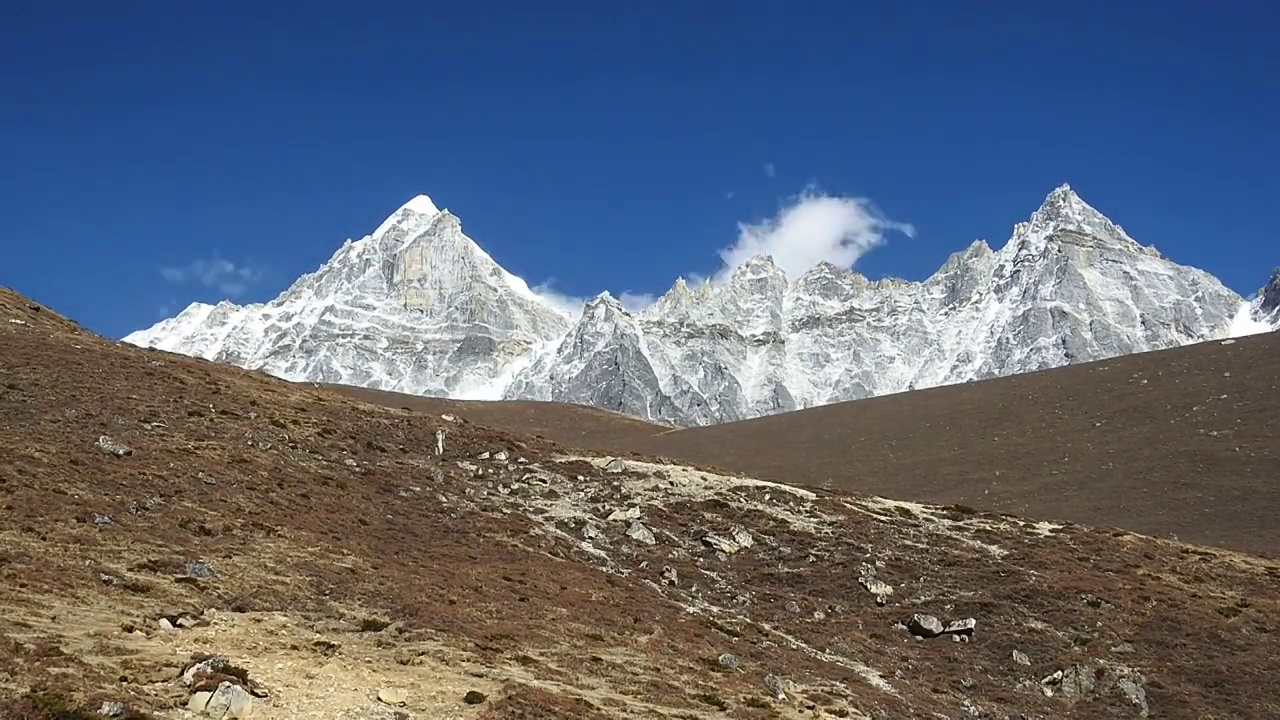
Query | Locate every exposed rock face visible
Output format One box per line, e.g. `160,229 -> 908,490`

124,186 -> 1273,426
1251,268 -> 1280,327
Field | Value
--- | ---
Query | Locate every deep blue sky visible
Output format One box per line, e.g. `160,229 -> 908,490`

3,1 -> 1276,337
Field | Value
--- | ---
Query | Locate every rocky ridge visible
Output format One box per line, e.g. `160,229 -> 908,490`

123,187 -> 1277,425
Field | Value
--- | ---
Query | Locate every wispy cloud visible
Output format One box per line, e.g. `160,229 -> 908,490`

763,162 -> 776,179
713,189 -> 914,283
159,256 -> 265,298
618,291 -> 657,313
530,279 -> 588,321
532,280 -> 657,318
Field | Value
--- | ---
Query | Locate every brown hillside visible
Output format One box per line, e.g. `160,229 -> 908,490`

323,384 -> 672,448
3,290 -> 1280,719
624,331 -> 1280,558
331,329 -> 1280,558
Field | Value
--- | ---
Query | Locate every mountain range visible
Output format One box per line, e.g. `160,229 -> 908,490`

123,186 -> 1279,426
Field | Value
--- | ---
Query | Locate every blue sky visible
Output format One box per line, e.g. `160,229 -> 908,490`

2,1 -> 1276,337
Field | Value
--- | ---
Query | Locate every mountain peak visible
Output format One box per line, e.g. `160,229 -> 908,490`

399,194 -> 440,216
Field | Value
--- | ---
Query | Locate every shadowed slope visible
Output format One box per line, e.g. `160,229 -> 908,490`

627,331 -> 1280,557
321,384 -> 672,448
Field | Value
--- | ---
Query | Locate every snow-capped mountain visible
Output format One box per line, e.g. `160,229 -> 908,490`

125,185 -> 1277,426
124,195 -> 571,399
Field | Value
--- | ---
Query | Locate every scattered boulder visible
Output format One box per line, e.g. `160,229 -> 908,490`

493,450 -> 509,462
96,435 -> 133,457
763,673 -> 788,700
717,653 -> 740,671
626,521 -> 656,545
462,690 -> 488,705
907,614 -> 945,638
659,565 -> 679,586
190,681 -> 254,718
701,532 -> 744,555
857,563 -> 893,605
97,701 -> 126,717
1040,660 -> 1149,716
944,618 -> 977,641
1012,650 -> 1031,666
158,618 -> 175,631
1082,593 -> 1114,610
606,507 -> 641,522
604,458 -> 627,473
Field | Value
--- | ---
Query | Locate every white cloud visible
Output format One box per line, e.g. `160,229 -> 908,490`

531,279 -> 588,321
714,190 -> 914,283
618,291 -> 657,313
160,256 -> 265,298
532,280 -> 656,318
763,162 -> 776,178
529,187 -> 912,324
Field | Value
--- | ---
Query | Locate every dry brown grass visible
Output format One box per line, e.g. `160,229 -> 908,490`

3,286 -> 1280,719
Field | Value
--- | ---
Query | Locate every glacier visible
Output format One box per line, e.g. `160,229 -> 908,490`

124,185 -> 1278,426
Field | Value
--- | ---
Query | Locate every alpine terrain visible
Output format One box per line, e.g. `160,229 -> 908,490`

124,186 -> 1278,426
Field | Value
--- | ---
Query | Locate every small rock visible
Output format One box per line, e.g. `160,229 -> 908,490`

943,617 -> 977,638
701,532 -> 742,555
626,521 -> 656,545
907,613 -> 944,638
1012,650 -> 1031,666
1081,593 -> 1114,610
440,413 -> 460,423
187,691 -> 213,712
204,681 -> 253,718
857,563 -> 894,605
717,653 -> 739,671
182,655 -> 232,686
462,690 -> 488,704
784,601 -> 801,614
378,688 -> 408,706
96,435 -> 133,457
763,673 -> 788,700
158,618 -> 175,631
187,560 -> 215,578
434,429 -> 445,456
1110,642 -> 1136,654
92,513 -> 115,529
605,458 -> 627,473
477,451 -> 491,460
493,450 -> 509,462
97,701 -> 126,717
659,565 -> 679,586
606,507 -> 641,522
730,526 -> 754,549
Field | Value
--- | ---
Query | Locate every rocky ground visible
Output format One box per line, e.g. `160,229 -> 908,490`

2,286 -> 1279,719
